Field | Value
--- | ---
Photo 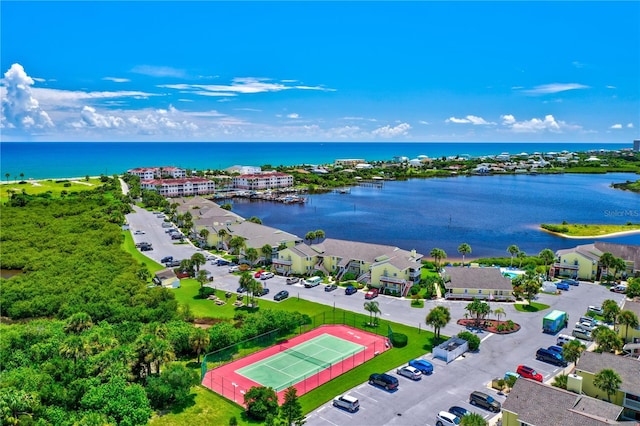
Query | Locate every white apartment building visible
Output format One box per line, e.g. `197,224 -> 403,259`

127,167 -> 187,180
140,177 -> 216,197
232,172 -> 294,190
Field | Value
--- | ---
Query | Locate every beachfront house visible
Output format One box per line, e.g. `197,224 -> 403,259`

442,267 -> 515,301
501,378 -> 624,426
574,351 -> 640,421
274,238 -> 423,295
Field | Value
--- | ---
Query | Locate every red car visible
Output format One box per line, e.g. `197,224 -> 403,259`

516,365 -> 543,382
365,288 -> 379,299
254,269 -> 265,278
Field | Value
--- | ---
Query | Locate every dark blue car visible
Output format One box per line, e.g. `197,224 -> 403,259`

408,359 -> 434,375
345,285 -> 357,295
555,281 -> 570,291
448,406 -> 469,419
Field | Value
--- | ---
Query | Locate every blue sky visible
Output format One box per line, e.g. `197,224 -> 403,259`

1,1 -> 638,142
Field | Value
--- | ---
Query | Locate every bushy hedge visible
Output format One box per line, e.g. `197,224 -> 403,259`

457,331 -> 481,351
390,332 -> 408,347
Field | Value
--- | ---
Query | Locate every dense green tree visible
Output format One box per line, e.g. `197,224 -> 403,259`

626,278 -> 640,298
593,326 -> 624,353
465,299 -> 490,328
517,250 -> 527,268
598,252 -> 616,281
507,245 -> 520,267
228,236 -> 246,255
562,339 -> 586,364
522,269 -> 541,305
190,327 -> 210,363
314,229 -> 325,242
196,269 -> 210,289
261,244 -> 274,265
244,386 -> 279,421
426,306 -> 451,340
538,249 -> 555,279
552,374 -> 568,390
64,312 -> 94,334
245,247 -> 260,267
457,243 -> 472,266
280,386 -> 304,426
80,377 -> 152,425
304,231 -> 315,243
0,387 -> 41,425
145,364 -> 199,410
618,310 -> 639,342
594,369 -> 622,402
457,331 -> 481,351
460,412 -> 488,426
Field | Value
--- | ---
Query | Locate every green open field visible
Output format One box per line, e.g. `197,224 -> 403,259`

0,177 -> 105,203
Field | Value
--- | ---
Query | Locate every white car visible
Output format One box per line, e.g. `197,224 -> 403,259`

436,411 -> 460,426
133,230 -> 145,235
260,272 -> 274,280
229,266 -> 240,273
396,365 -> 422,380
332,394 -> 359,412
588,305 -> 604,315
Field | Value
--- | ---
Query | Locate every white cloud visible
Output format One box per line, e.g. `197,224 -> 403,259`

500,114 -> 581,133
606,85 -> 616,89
610,123 -> 623,129
131,65 -> 186,78
1,63 -> 54,129
572,61 -> 586,68
418,120 -> 430,125
31,87 -> 158,108
287,113 -> 299,119
627,123 -> 634,128
75,106 -> 126,128
103,77 -> 131,83
159,77 -> 335,96
521,83 -> 590,95
371,122 -> 411,138
446,115 -> 495,125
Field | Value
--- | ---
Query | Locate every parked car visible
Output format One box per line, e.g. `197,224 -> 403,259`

304,276 -> 322,287
436,411 -> 460,426
588,305 -> 604,315
516,365 -> 543,382
140,244 -> 153,251
260,272 -> 274,280
274,290 -> 289,301
167,260 -> 181,267
408,359 -> 433,375
448,406 -> 469,419
469,391 -> 501,412
555,281 -> 570,291
575,321 -> 595,333
254,269 -> 265,278
134,230 -> 145,235
324,284 -> 338,292
536,347 -> 568,367
557,334 -> 577,346
256,288 -> 270,297
563,278 -> 580,286
215,259 -> 231,266
547,345 -> 564,355
229,265 -> 240,273
171,234 -> 183,240
504,371 -> 521,381
396,365 -> 422,380
611,284 -> 627,293
333,394 -> 359,412
572,328 -> 593,341
368,373 -> 399,390
345,285 -> 357,295
236,286 -> 247,293
365,288 -> 379,299
286,277 -> 300,285
161,256 -> 173,264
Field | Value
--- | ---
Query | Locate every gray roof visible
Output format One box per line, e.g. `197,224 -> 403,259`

503,378 -> 623,425
594,242 -> 640,271
227,221 -> 302,249
155,268 -> 177,280
622,299 -> 640,318
308,238 -> 422,271
576,351 -> 640,395
443,267 -> 513,291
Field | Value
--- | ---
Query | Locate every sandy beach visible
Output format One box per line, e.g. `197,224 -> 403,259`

540,227 -> 640,240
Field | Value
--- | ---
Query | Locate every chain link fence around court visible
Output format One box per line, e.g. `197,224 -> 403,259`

200,311 -> 390,404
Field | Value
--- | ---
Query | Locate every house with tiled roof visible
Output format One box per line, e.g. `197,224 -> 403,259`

127,166 -> 186,180
232,172 -> 293,190
502,378 -> 627,426
575,351 -> 640,421
274,238 -> 423,295
442,267 -> 515,301
140,177 -> 216,197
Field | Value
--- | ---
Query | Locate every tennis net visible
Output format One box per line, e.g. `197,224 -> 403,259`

279,343 -> 332,369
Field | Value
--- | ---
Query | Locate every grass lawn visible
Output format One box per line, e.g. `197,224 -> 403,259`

541,223 -> 640,237
167,280 -> 437,424
121,231 -> 165,274
514,302 -> 550,312
0,177 -> 104,203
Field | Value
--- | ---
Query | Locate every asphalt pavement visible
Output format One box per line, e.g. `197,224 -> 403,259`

125,206 -> 625,426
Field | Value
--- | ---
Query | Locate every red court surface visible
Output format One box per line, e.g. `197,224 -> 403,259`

202,324 -> 389,406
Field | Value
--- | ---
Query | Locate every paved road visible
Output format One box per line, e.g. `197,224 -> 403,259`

125,206 -> 625,425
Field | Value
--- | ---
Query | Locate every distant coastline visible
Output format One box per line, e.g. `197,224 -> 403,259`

539,227 -> 640,240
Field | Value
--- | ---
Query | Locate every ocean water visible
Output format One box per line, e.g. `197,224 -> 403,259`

0,141 -> 633,180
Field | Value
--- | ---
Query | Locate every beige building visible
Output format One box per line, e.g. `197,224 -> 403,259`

442,267 -> 515,301
553,242 -> 640,281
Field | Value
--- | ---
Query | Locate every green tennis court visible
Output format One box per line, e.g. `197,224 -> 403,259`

236,333 -> 365,391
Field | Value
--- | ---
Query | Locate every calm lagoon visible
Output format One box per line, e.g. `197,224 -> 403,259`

229,173 -> 640,259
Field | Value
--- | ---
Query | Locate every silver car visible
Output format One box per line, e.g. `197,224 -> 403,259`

396,365 -> 422,380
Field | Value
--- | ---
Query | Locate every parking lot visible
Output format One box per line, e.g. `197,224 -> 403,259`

125,206 -> 626,425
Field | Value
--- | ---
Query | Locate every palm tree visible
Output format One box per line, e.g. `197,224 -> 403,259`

217,228 -> 229,249
64,312 -> 94,334
19,173 -> 24,181
305,231 -> 315,243
314,229 -> 325,242
522,269 -> 541,305
228,236 -> 246,256
594,368 -> 622,402
60,335 -> 88,365
562,339 -> 586,364
199,228 -> 210,246
598,252 -> 616,282
594,327 -> 623,353
246,277 -> 262,306
191,253 -> 206,272
244,247 -> 259,267
517,250 -> 527,268
189,327 -> 210,363
493,307 -> 506,323
538,248 -> 555,279
425,306 -> 451,340
364,301 -> 381,325
457,243 -> 471,266
618,310 -> 639,342
430,248 -> 447,271
196,269 -> 209,288
465,298 -> 490,328
507,245 -> 520,267
460,412 -> 488,426
261,244 -> 273,265
611,257 -> 627,279
4,172 -> 9,182
552,374 -> 568,390
179,259 -> 194,277
602,299 -> 620,324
